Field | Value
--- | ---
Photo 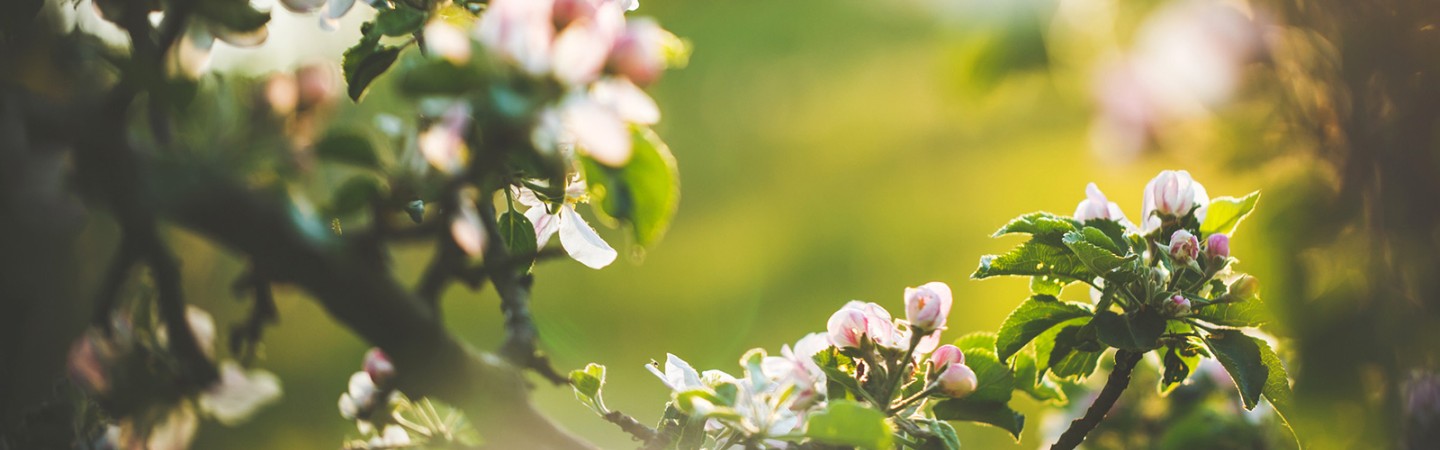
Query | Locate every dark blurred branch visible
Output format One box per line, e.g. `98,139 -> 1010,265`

477,202 -> 568,386
229,267 -> 278,364
148,162 -> 594,449
602,410 -> 657,444
1051,350 -> 1142,450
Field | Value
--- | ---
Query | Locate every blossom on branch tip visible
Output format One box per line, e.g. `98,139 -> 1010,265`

1142,170 -> 1209,232
904,281 -> 952,332
1074,182 -> 1132,227
515,181 -> 617,269
929,344 -> 965,371
363,348 -> 394,388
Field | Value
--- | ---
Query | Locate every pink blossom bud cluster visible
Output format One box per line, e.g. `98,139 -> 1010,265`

826,282 -> 952,351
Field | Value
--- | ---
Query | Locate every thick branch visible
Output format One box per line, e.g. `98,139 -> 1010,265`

478,203 -> 568,385
1050,350 -> 1143,450
151,164 -> 594,449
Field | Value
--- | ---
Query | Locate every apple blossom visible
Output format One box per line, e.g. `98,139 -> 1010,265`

1073,182 -> 1132,226
936,364 -> 979,398
451,189 -> 488,257
929,344 -> 965,371
1206,233 -> 1231,260
514,180 -> 618,269
418,103 -> 472,175
826,306 -> 869,349
645,353 -> 704,391
1168,229 -> 1200,264
905,281 -> 953,332
609,18 -> 676,86
199,361 -> 283,426
423,22 -> 474,66
1142,170 -> 1210,232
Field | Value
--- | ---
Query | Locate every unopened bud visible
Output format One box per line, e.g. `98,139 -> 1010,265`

1205,233 -> 1230,260
1168,229 -> 1200,264
1229,275 -> 1260,299
936,364 -> 978,398
904,282 -> 952,333
363,348 -> 395,387
1166,295 -> 1192,316
929,345 -> 965,371
826,307 -> 869,349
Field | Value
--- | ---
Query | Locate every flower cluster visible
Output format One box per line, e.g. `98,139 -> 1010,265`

572,282 -> 986,448
68,307 -> 282,450
334,348 -> 478,449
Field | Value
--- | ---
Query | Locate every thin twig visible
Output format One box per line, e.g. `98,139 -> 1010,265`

603,410 -> 658,443
1050,350 -> 1143,450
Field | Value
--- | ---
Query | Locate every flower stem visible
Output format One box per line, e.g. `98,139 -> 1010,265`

888,385 -> 937,415
1050,350 -> 1143,450
885,332 -> 925,405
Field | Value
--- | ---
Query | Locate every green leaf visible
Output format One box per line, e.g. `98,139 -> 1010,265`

1062,228 -> 1138,275
195,0 -> 270,33
960,348 -> 1015,404
932,397 -> 1025,440
1012,349 -> 1067,404
1030,275 -> 1072,295
953,332 -> 997,354
1081,218 -> 1132,254
813,348 -> 867,403
581,126 -> 680,247
1093,309 -> 1167,351
328,176 -> 384,217
992,211 -> 1080,245
1255,337 -> 1300,447
569,363 -> 605,399
314,130 -> 382,170
995,295 -> 1092,362
1203,329 -> 1268,410
1035,319 -> 1103,381
1199,191 -> 1260,236
1194,293 -> 1270,328
374,7 -> 428,37
497,211 -> 538,260
343,24 -> 402,101
1159,342 -> 1203,394
973,241 -> 1095,282
920,419 -> 962,450
804,400 -> 893,450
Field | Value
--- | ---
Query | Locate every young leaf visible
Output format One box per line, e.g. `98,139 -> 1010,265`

992,211 -> 1080,246
959,348 -> 1015,404
995,295 -> 1092,362
973,241 -> 1095,282
1159,342 -> 1203,394
581,126 -> 680,247
921,419 -> 962,450
1030,275 -> 1074,295
1012,349 -> 1067,404
1062,228 -> 1137,275
931,398 -> 1025,440
314,130 -> 382,170
1192,297 -> 1270,328
374,7 -> 428,37
1092,309 -> 1167,352
1255,337 -> 1300,447
954,332 -> 997,355
1203,329 -> 1268,410
1035,319 -> 1102,380
813,348 -> 868,404
195,0 -> 270,33
1199,191 -> 1260,236
804,400 -> 893,450
343,23 -> 402,101
1080,218 -> 1132,254
568,363 -> 607,414
497,211 -> 538,260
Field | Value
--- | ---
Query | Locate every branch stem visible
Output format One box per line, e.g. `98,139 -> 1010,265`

1050,350 -> 1143,450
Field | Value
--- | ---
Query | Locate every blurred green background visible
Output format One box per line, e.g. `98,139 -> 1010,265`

53,0 -> 1306,448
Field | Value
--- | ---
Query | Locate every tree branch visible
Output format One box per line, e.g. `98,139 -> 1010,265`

477,203 -> 568,386
150,163 -> 595,449
1050,349 -> 1143,450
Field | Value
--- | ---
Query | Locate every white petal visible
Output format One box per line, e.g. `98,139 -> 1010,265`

347,371 -> 376,400
419,103 -> 471,174
200,361 -> 283,425
665,354 -> 703,390
558,205 -> 616,268
184,306 -> 216,359
424,22 -> 472,65
551,21 -> 613,85
526,206 -> 560,248
146,406 -> 198,450
451,199 -> 487,257
562,98 -> 632,167
338,393 -> 358,419
594,78 -> 660,124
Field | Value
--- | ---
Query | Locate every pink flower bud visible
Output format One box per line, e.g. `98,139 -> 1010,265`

929,345 -> 965,370
1168,229 -> 1200,264
904,282 -> 952,332
363,348 -> 395,387
826,307 -> 869,349
608,18 -> 670,86
1205,233 -> 1230,260
936,364 -> 978,398
1167,295 -> 1192,316
1141,170 -> 1210,232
